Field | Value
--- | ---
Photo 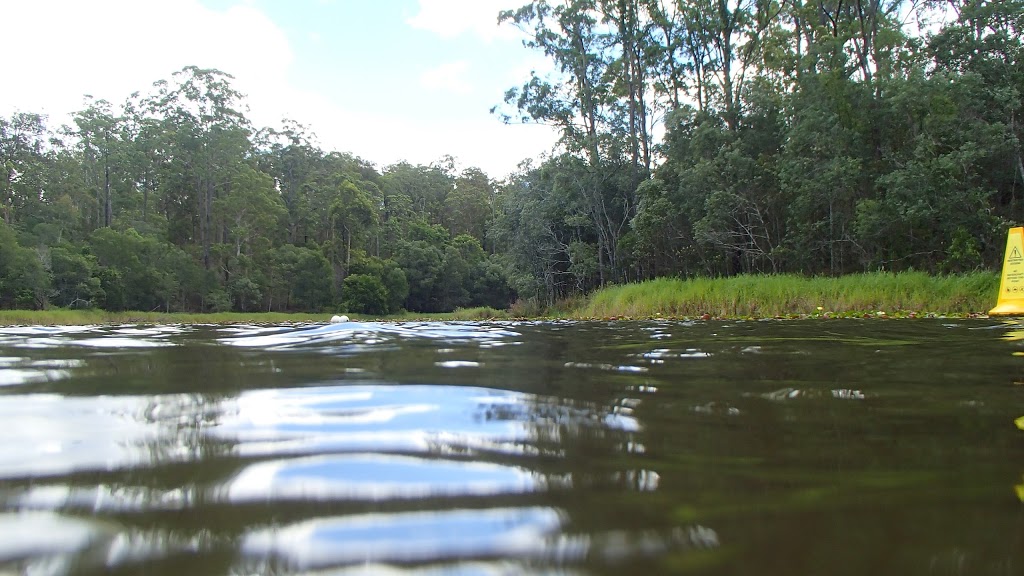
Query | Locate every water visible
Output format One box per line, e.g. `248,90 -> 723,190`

0,319 -> 1023,575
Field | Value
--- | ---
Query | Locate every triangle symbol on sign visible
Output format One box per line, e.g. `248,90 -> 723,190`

1013,247 -> 1022,259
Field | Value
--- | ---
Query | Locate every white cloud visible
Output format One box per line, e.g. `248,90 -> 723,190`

1,0 -> 292,125
419,61 -> 473,95
0,0 -> 556,178
406,0 -> 520,41
307,98 -> 559,178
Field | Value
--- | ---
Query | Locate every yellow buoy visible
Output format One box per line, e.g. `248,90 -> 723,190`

989,227 -> 1024,316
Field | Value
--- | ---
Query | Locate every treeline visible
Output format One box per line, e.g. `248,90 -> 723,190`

0,67 -> 512,313
493,0 -> 1023,303
2,0 -> 1021,314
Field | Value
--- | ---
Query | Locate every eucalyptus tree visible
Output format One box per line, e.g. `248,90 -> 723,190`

500,1 -> 647,286
213,164 -> 286,261
329,178 -> 377,273
121,92 -> 167,231
39,146 -> 90,245
72,97 -> 126,230
0,112 -> 50,228
144,66 -> 253,268
445,167 -> 494,244
499,0 -> 614,165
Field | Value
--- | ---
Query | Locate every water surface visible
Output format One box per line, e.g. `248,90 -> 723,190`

1,319 -> 1023,574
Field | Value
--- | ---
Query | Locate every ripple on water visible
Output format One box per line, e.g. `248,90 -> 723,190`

0,368 -> 71,387
241,507 -> 564,570
212,384 -> 641,458
0,325 -> 183,349
0,394 -> 160,478
218,322 -> 521,351
0,511 -> 112,568
224,454 -> 538,501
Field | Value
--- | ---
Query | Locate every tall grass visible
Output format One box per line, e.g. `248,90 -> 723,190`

578,271 -> 1000,318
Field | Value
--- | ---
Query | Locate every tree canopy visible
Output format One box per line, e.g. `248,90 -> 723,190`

0,68 -> 511,313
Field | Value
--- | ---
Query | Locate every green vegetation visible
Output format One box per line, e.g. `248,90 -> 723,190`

0,1 -> 1019,316
580,272 -> 1000,319
0,272 -> 998,325
492,0 -> 1022,304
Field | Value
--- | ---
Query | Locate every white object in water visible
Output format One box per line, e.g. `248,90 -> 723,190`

330,315 -> 350,324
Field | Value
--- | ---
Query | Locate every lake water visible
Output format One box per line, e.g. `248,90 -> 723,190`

1,319 -> 1023,575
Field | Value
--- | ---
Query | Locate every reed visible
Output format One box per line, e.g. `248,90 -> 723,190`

578,271 -> 1000,319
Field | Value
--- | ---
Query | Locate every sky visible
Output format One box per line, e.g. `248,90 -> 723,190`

2,0 -> 560,178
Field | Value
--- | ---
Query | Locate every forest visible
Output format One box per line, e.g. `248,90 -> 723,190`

1,0 -> 1021,313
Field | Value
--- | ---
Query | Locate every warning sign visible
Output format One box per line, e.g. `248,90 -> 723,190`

989,227 -> 1024,315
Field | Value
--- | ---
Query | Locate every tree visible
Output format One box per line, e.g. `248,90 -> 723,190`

0,221 -> 49,309
89,227 -> 197,312
266,244 -> 334,311
0,112 -> 49,228
48,245 -> 102,308
146,66 -> 253,269
213,164 -> 286,259
445,167 -> 494,243
73,97 -> 125,229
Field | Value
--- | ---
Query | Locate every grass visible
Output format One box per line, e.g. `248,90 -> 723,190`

576,271 -> 1000,319
0,271 -> 1002,325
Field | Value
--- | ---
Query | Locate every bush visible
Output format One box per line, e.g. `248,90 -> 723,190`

341,274 -> 388,315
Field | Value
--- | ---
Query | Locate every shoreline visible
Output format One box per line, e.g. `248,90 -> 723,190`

0,271 -> 1002,326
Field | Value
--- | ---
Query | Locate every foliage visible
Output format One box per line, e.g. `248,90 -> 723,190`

0,222 -> 48,309
1,0 -> 1021,317
489,0 -> 1024,303
341,274 -> 389,315
0,66 -> 514,314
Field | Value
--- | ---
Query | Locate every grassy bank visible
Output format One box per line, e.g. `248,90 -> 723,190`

0,272 -> 1001,325
578,271 -> 1000,319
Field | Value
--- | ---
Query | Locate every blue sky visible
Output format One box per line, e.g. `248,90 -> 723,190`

2,0 -> 559,178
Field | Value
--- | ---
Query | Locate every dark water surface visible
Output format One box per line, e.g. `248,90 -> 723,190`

1,319 -> 1024,575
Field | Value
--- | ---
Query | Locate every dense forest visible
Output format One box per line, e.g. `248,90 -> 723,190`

1,0 -> 1021,313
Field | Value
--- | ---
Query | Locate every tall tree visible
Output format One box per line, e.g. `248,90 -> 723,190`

146,66 -> 252,269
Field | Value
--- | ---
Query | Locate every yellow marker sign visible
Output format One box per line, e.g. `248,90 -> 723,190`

989,227 -> 1024,315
